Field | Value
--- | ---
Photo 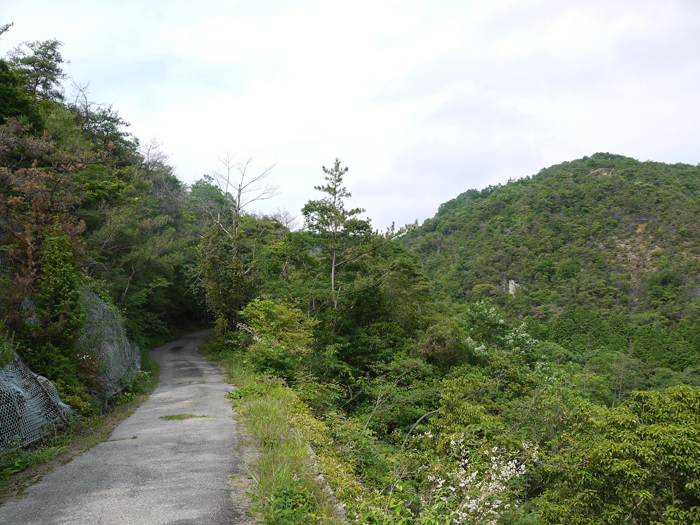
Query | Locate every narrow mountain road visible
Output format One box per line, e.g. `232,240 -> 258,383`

0,329 -> 252,525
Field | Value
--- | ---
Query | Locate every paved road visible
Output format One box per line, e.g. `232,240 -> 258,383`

0,329 -> 251,524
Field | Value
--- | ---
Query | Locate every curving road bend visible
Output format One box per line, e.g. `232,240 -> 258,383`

0,329 -> 251,524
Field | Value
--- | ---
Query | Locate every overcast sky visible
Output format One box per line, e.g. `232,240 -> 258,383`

2,0 -> 699,229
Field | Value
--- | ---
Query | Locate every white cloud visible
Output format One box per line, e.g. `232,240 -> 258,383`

2,0 -> 699,228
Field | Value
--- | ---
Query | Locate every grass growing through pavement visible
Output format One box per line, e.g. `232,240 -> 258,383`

205,341 -> 342,525
159,414 -> 209,420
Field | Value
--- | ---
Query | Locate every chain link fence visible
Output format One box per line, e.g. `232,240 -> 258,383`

1,289 -> 142,450
0,354 -> 74,450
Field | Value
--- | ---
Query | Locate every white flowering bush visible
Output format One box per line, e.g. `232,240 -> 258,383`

421,438 -> 539,525
460,301 -> 536,364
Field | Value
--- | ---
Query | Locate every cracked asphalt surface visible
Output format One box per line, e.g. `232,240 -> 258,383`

0,329 -> 251,524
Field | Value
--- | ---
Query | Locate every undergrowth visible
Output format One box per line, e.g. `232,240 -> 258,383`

0,437 -> 67,481
200,332 -> 460,524
202,335 -> 343,525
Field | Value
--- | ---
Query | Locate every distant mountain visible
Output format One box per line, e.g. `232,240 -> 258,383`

404,153 -> 700,370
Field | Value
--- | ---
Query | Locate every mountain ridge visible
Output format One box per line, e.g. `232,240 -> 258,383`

404,152 -> 700,369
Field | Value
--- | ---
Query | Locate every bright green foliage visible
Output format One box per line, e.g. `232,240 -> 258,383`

241,297 -> 316,351
40,104 -> 94,159
23,220 -> 84,384
242,298 -> 316,352
239,298 -> 317,382
535,386 -> 700,524
0,439 -> 66,481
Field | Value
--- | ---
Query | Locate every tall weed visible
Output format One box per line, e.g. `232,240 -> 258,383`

214,344 -> 342,524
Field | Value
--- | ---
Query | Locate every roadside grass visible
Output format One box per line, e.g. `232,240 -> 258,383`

0,350 -> 160,501
159,414 -> 209,420
204,340 -> 343,525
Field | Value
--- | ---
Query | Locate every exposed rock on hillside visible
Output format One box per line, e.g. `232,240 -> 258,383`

75,290 -> 141,397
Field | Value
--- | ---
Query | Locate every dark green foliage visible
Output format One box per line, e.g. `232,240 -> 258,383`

68,100 -> 138,162
199,227 -> 249,332
404,154 -> 700,371
0,316 -> 16,367
20,220 -> 84,385
0,35 -> 206,389
647,267 -> 682,303
0,59 -> 43,129
7,39 -> 68,101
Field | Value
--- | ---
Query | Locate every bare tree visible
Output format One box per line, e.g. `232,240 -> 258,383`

209,153 -> 279,251
139,138 -> 178,190
271,207 -> 298,231
69,81 -> 96,135
139,137 -> 172,173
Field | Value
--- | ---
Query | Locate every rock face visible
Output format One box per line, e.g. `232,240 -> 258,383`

0,289 -> 141,450
508,280 -> 520,297
75,289 -> 141,398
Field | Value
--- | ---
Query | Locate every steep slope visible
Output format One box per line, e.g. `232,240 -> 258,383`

404,153 -> 700,369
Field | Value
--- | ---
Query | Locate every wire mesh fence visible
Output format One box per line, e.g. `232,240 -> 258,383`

0,354 -> 74,450
1,289 -> 142,451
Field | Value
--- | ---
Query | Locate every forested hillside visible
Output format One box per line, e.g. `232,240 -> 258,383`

0,30 -> 211,409
405,153 -> 700,374
3,26 -> 700,524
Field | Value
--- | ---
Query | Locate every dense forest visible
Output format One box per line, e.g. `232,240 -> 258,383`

404,154 -> 700,377
2,27 -> 699,524
0,28 -> 210,409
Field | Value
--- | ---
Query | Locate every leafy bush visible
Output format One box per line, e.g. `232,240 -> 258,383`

535,386 -> 700,524
53,379 -> 99,417
0,316 -> 16,368
249,479 -> 318,525
241,298 -> 317,352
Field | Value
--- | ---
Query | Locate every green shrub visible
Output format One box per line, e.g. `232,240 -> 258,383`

248,479 -> 318,525
0,316 -> 16,368
53,379 -> 99,417
20,219 -> 85,386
